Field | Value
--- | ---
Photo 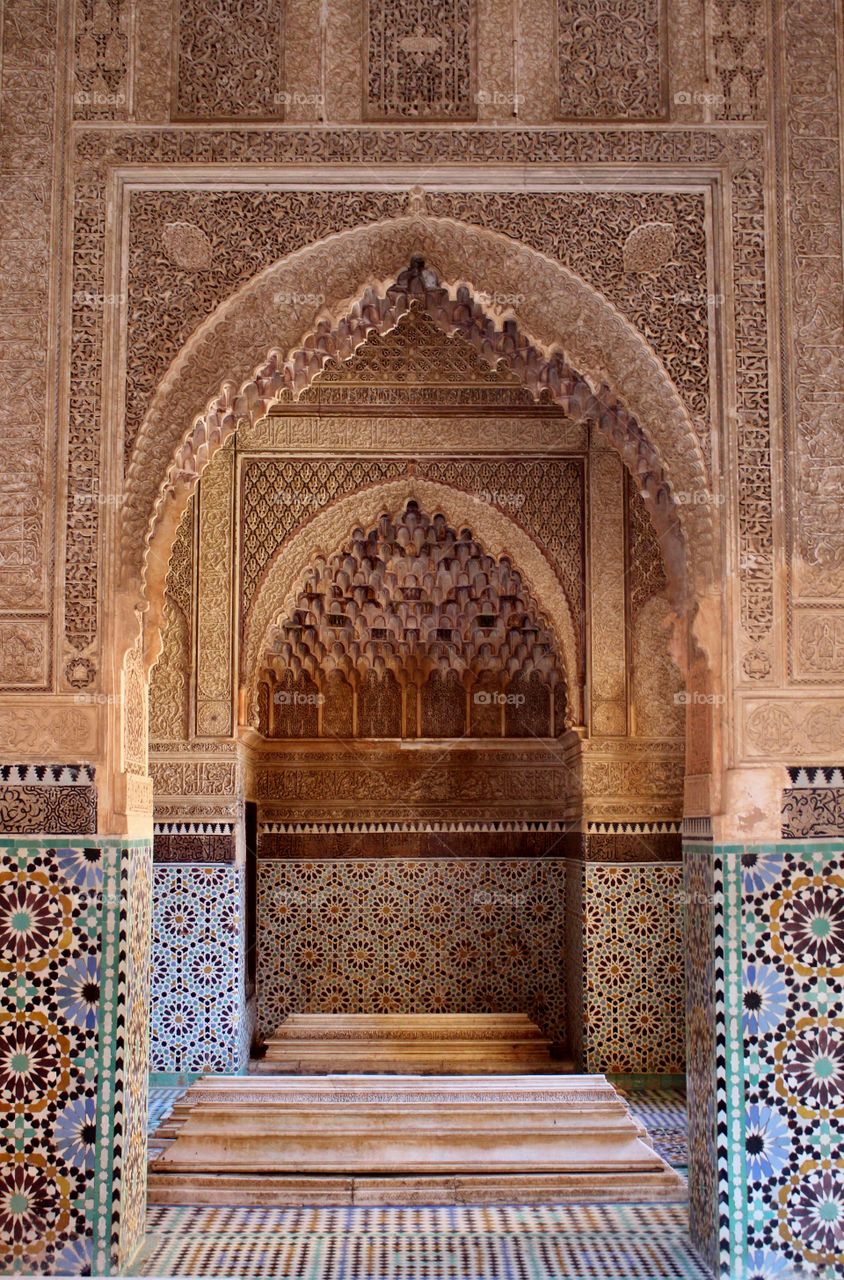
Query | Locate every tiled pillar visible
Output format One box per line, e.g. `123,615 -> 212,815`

686,833 -> 844,1277
0,836 -> 152,1275
149,826 -> 248,1074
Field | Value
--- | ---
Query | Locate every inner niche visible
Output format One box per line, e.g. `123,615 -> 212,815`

259,500 -> 566,740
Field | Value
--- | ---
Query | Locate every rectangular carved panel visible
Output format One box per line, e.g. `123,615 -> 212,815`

557,0 -> 665,120
195,441 -> 234,737
366,0 -> 476,120
589,449 -> 627,735
174,0 -> 284,120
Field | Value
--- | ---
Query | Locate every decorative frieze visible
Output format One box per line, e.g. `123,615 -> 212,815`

0,763 -> 97,834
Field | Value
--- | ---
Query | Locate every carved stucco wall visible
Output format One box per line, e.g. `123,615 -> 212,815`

2,2 -> 843,1275
2,0 -> 835,770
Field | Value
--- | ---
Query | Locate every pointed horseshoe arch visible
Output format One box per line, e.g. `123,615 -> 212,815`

124,215 -> 715,669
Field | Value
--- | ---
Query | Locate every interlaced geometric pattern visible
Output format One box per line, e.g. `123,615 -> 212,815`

130,1204 -> 710,1278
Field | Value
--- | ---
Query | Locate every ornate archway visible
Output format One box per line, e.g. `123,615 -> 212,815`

121,218 -> 715,666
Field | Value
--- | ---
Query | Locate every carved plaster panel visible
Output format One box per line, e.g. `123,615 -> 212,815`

150,500 -> 193,743
557,0 -> 666,121
240,457 -> 409,624
73,0 -> 129,119
793,611 -> 844,681
0,0 -> 58,682
742,698 -> 844,761
781,0 -> 844,601
195,440 -> 234,737
589,447 -> 627,735
365,0 -> 476,121
123,188 -> 707,463
242,414 -> 588,455
173,0 -> 284,120
0,702 -> 99,759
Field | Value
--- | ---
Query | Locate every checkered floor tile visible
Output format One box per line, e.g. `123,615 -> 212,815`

130,1204 -> 711,1278
619,1086 -> 688,1169
148,1084 -> 192,1133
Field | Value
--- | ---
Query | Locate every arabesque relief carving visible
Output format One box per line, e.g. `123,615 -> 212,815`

173,0 -> 284,119
557,0 -> 665,120
194,439 -> 234,737
366,0 -> 475,120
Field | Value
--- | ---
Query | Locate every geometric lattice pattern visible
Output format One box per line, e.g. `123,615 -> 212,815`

682,843 -> 719,1271
256,859 -> 568,1047
0,838 -> 151,1276
722,843 -> 844,1273
150,866 -> 248,1074
130,1203 -> 710,1278
620,1086 -> 688,1169
580,864 -> 685,1074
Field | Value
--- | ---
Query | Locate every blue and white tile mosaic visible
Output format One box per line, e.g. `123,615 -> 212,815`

150,865 -> 247,1074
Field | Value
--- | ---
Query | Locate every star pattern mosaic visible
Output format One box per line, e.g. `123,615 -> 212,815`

130,1203 -> 711,1279
256,859 -> 568,1046
0,837 -> 151,1276
582,864 -> 685,1074
726,845 -> 844,1272
150,865 -> 248,1073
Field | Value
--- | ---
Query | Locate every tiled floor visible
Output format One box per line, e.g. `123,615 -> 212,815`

130,1204 -> 710,1279
618,1086 -> 688,1171
140,1080 -> 698,1279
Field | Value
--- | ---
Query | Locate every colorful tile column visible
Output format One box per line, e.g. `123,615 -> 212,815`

149,864 -> 248,1074
0,837 -> 152,1276
685,833 -> 844,1277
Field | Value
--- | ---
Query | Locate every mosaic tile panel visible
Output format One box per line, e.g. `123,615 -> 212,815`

581,863 -> 686,1074
131,1203 -> 711,1279
150,864 -> 247,1074
782,768 -> 844,840
0,837 -> 151,1276
153,821 -> 235,864
722,843 -> 844,1275
681,842 -> 719,1272
256,859 -> 568,1048
0,765 -> 96,835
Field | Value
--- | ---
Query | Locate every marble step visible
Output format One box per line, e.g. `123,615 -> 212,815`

147,1169 -> 688,1206
260,1012 -> 555,1074
148,1073 -> 685,1204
